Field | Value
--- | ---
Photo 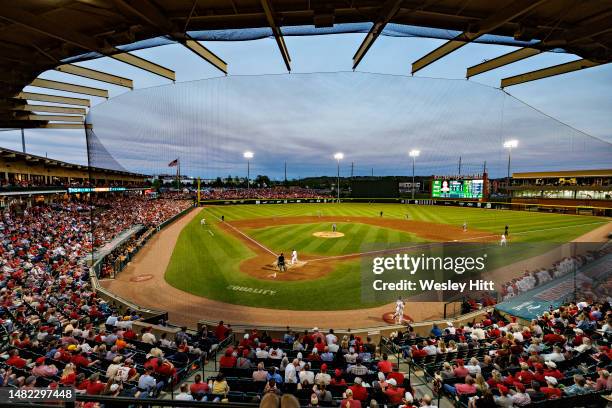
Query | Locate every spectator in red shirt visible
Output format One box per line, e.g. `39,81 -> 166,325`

387,369 -> 405,386
444,375 -> 476,396
219,349 -> 237,368
215,321 -> 229,341
190,374 -> 210,396
543,330 -> 565,345
6,349 -> 27,368
60,363 -> 77,386
540,376 -> 562,399
384,378 -> 406,404
349,377 -> 369,402
314,337 -> 326,353
341,389 -> 362,408
516,362 -> 534,384
331,369 -> 346,386
123,327 -> 137,340
453,359 -> 469,378
543,361 -> 563,379
238,333 -> 253,350
154,357 -> 177,379
532,363 -> 546,383
85,373 -> 105,395
377,353 -> 393,373
71,351 -> 99,368
410,346 -> 428,358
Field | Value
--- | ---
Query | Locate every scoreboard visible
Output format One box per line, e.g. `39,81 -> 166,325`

432,179 -> 484,199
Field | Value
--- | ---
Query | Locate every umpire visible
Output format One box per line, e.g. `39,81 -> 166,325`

277,253 -> 286,272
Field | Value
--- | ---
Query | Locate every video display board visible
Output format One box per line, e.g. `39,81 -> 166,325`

432,179 -> 483,199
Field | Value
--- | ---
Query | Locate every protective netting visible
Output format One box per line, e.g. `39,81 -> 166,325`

86,72 -> 612,180
62,23 -> 563,64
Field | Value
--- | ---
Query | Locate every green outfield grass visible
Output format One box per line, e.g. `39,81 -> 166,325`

246,222 -> 425,256
164,203 -> 608,310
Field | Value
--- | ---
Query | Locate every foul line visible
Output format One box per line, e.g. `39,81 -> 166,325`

212,215 -> 277,257
456,220 -> 609,243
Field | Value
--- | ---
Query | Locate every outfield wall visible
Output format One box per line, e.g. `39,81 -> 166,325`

199,196 -> 612,216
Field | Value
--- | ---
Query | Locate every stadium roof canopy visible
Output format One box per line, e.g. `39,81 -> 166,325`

0,146 -> 148,177
0,0 -> 610,129
513,169 -> 612,179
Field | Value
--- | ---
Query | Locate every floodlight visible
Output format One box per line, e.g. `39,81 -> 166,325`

503,140 -> 518,149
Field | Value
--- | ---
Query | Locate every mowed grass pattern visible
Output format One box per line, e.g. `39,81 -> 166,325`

203,203 -> 607,242
164,218 -> 372,310
246,222 -> 425,256
164,203 -> 609,310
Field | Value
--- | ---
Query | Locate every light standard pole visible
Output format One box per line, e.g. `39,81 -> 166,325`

243,151 -> 254,190
503,140 -> 518,198
409,150 -> 420,201
334,152 -> 344,202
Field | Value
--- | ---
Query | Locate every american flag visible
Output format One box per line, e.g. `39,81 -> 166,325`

168,158 -> 179,167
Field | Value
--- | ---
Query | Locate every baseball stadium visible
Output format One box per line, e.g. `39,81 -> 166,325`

0,1 -> 612,408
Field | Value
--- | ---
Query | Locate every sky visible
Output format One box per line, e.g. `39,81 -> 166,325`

1,32 -> 611,179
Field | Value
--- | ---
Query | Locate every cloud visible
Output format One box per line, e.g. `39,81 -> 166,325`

87,72 -> 612,179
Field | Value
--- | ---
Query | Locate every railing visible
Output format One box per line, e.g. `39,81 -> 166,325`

89,205 -> 195,323
198,306 -> 493,342
91,204 -> 194,278
90,275 -> 168,323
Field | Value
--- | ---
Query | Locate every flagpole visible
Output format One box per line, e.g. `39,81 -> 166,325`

178,157 -> 181,191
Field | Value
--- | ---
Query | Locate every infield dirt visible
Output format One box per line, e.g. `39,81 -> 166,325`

221,216 -> 496,282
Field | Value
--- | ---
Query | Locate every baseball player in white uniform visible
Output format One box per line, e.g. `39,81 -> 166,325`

500,234 -> 507,246
393,298 -> 405,324
200,218 -> 206,226
291,249 -> 298,265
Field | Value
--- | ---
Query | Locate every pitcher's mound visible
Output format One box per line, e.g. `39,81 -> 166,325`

313,231 -> 345,238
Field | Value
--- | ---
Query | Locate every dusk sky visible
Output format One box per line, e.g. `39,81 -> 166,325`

1,32 -> 610,179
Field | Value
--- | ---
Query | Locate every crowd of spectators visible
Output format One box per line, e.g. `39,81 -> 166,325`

499,249 -> 610,301
391,299 -> 612,407
0,178 -> 148,191
98,235 -> 139,279
200,187 -> 330,201
92,195 -> 192,247
187,324 -> 436,407
0,195 -> 216,400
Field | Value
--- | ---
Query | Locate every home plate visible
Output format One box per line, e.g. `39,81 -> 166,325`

288,261 -> 308,269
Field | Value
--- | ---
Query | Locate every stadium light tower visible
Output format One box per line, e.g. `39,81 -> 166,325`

334,152 -> 344,202
243,151 -> 254,190
503,139 -> 518,194
409,149 -> 420,200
